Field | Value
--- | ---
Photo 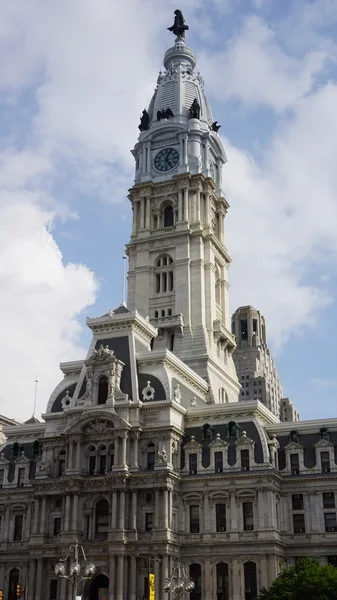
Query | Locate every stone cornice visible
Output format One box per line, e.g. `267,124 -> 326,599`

184,400 -> 280,426
265,417 -> 337,434
86,310 -> 157,341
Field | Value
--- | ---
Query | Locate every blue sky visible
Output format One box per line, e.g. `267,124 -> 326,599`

0,0 -> 337,421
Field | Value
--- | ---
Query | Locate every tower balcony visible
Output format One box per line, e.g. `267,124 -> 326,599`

213,320 -> 236,354
150,313 -> 184,336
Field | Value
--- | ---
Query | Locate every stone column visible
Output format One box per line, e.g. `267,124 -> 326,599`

119,491 -> 125,530
132,203 -> 137,234
27,559 -> 36,600
64,495 -> 71,531
131,491 -> 137,530
183,135 -> 188,165
203,494 -> 210,532
168,489 -> 173,529
130,556 -> 137,600
154,558 -> 160,600
75,441 -> 81,471
68,441 -> 73,470
178,190 -> 183,222
257,489 -> 265,530
139,199 -> 145,230
231,559 -> 239,600
155,490 -> 160,529
183,187 -> 189,221
32,499 -> 40,535
190,192 -> 196,223
204,560 -> 212,599
133,433 -> 139,468
40,497 -> 47,535
35,559 -> 43,600
109,555 -> 115,600
111,491 -> 117,529
161,554 -> 169,596
230,492 -> 237,531
162,489 -> 169,529
116,554 -> 124,600
195,188 -> 201,222
72,494 -> 79,531
121,433 -> 128,468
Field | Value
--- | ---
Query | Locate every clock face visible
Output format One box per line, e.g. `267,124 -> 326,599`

154,148 -> 179,172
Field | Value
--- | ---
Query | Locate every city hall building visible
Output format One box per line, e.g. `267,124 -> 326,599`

0,13 -> 336,600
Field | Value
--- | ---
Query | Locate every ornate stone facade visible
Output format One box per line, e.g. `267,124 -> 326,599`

0,16 -> 336,600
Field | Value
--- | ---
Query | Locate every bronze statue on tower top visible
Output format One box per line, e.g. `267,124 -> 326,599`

167,10 -> 189,39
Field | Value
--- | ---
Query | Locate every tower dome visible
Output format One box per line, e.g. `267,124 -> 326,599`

147,37 -> 213,128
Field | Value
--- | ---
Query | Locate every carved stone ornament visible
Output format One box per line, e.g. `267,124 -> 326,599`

157,445 -> 168,464
87,344 -> 115,364
61,390 -> 72,411
37,459 -> 51,474
142,381 -> 155,401
84,419 -> 114,435
191,397 -> 197,406
173,384 -> 181,403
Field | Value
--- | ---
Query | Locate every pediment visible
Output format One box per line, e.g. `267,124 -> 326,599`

210,434 -> 228,449
315,438 -> 334,449
63,410 -> 130,436
236,431 -> 254,448
184,436 -> 201,451
285,441 -> 303,451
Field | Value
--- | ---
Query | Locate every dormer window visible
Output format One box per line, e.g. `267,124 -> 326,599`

290,453 -> 299,475
17,468 -> 25,487
98,376 -> 108,405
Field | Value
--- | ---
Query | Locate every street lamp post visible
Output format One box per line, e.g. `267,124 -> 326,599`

163,560 -> 195,600
55,540 -> 96,600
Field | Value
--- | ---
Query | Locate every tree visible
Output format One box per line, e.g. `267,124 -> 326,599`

257,558 -> 337,600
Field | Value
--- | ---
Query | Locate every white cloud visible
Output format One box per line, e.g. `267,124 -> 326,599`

311,378 -> 337,389
0,151 -> 98,421
225,81 -> 337,348
199,16 -> 329,112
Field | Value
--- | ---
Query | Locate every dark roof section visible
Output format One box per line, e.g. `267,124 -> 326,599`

24,416 -> 41,424
112,304 -> 130,315
51,383 -> 77,413
185,421 -> 265,465
138,373 -> 166,401
277,429 -> 337,470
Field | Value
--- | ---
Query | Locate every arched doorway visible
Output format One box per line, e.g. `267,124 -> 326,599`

87,574 -> 109,600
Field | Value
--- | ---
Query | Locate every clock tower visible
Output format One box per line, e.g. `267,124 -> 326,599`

126,22 -> 240,403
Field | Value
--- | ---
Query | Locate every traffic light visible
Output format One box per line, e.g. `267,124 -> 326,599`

16,583 -> 21,597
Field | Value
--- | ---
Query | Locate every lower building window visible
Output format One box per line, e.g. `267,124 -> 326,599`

145,513 -> 153,532
243,502 -> 254,531
293,513 -> 305,533
216,504 -> 226,532
13,515 -> 23,541
190,505 -> 200,533
324,512 -> 337,532
244,562 -> 257,600
216,562 -> 229,600
53,517 -> 61,536
327,556 -> 337,567
323,492 -> 335,509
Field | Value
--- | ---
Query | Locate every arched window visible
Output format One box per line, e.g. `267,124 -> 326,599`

244,562 -> 257,600
88,446 -> 96,475
98,445 -> 107,474
8,568 -> 20,600
216,563 -> 229,600
164,205 -> 174,227
58,450 -> 66,476
98,375 -> 109,405
155,255 -> 174,294
95,499 -> 109,538
147,442 -> 156,470
189,564 -> 201,600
